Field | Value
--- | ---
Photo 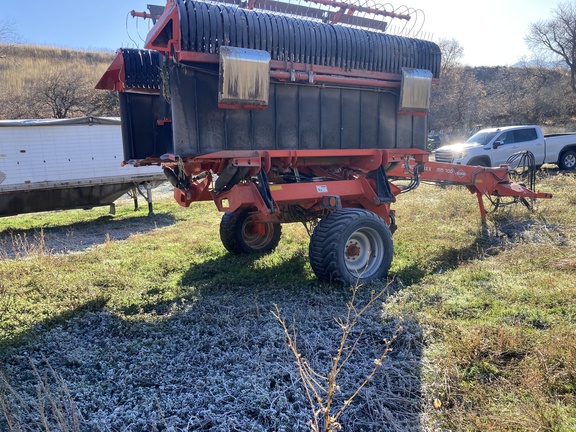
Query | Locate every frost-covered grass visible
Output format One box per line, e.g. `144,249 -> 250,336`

0,169 -> 575,431
1,282 -> 421,431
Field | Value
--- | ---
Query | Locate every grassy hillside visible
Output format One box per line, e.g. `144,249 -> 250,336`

0,45 -> 113,93
0,170 -> 574,430
0,44 -> 116,119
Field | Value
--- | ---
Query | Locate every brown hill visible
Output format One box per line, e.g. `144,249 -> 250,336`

0,44 -> 117,119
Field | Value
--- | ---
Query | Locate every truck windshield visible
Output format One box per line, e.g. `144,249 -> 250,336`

465,131 -> 499,146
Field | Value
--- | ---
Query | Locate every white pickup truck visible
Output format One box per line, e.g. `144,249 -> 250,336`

433,125 -> 576,170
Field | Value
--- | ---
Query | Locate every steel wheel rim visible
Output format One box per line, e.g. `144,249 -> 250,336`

344,227 -> 385,277
565,154 -> 576,168
241,218 -> 273,249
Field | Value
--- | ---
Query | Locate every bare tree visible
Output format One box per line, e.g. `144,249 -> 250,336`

83,89 -> 120,118
26,70 -> 120,119
436,38 -> 464,77
0,19 -> 18,58
39,72 -> 86,118
526,2 -> 576,92
429,38 -> 483,134
0,19 -> 16,42
430,68 -> 485,133
30,70 -> 90,118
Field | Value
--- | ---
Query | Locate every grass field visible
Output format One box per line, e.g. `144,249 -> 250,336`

0,170 -> 574,431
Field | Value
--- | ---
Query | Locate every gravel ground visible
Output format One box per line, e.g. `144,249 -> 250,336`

1,282 -> 424,431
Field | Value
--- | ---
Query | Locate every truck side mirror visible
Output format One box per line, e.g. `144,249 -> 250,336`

493,140 -> 503,149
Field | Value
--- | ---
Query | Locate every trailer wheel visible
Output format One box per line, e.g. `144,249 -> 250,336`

220,210 -> 282,254
559,150 -> 576,170
309,209 -> 393,284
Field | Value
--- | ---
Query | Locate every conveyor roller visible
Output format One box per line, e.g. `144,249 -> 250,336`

171,0 -> 440,77
121,49 -> 163,90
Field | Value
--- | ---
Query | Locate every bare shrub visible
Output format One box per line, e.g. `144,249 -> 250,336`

273,283 -> 401,431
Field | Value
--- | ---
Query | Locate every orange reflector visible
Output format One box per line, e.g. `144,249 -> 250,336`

321,195 -> 342,210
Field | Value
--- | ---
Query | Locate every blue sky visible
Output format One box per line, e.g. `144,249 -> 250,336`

1,0 -> 558,66
1,0 -> 154,53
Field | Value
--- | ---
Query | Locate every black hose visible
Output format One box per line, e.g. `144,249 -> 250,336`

506,150 -> 536,192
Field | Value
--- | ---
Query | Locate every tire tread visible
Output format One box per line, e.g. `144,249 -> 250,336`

309,208 -> 393,284
219,210 -> 282,254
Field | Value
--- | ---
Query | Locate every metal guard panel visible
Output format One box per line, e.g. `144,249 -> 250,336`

399,68 -> 433,112
219,47 -> 271,108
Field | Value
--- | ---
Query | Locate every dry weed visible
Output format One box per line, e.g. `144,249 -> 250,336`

0,359 -> 85,432
273,283 -> 401,432
0,229 -> 50,260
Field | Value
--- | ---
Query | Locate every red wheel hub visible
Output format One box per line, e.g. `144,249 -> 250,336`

346,242 -> 361,258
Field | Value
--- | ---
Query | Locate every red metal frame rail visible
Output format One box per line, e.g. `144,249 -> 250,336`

157,149 -> 552,224
386,155 -> 553,219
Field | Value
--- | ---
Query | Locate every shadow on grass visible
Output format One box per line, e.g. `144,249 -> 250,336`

0,297 -> 110,353
394,209 -> 556,285
181,252 -> 313,287
0,212 -> 177,258
113,252 -> 314,317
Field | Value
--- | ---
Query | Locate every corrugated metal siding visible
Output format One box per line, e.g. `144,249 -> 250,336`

0,121 -> 162,189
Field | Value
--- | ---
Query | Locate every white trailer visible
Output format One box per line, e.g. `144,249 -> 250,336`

0,117 -> 165,217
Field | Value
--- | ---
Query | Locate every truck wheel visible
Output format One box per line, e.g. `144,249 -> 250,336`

559,150 -> 576,170
220,210 -> 282,254
309,209 -> 393,284
467,158 -> 489,167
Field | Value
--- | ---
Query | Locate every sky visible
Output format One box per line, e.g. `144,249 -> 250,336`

0,0 -> 558,66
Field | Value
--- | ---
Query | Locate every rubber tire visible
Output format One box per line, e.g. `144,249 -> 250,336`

468,159 -> 489,167
309,209 -> 394,285
559,150 -> 576,170
220,210 -> 282,254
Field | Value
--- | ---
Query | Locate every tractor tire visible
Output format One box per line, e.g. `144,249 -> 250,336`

220,210 -> 282,254
559,150 -> 576,170
309,208 -> 393,285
